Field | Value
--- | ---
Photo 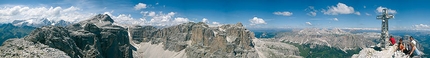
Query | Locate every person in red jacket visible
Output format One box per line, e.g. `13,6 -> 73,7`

389,36 -> 396,46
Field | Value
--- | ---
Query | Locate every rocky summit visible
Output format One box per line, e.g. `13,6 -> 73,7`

0,14 -> 133,58
130,22 -> 259,58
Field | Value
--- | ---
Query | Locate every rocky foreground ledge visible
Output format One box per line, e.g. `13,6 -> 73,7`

352,45 -> 411,58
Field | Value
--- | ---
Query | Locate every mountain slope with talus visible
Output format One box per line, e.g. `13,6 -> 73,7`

129,22 -> 260,58
0,14 -> 133,58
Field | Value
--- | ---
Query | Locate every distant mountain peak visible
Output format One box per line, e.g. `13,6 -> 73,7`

80,14 -> 115,27
11,18 -> 71,27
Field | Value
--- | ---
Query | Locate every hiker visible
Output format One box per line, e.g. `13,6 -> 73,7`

408,36 -> 420,57
389,36 -> 396,46
397,39 -> 407,54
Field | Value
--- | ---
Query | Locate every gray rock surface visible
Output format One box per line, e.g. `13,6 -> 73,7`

1,14 -> 133,58
23,26 -> 83,58
0,39 -> 70,58
252,39 -> 302,58
128,25 -> 157,44
351,45 -> 409,58
276,28 -> 379,51
130,22 -> 259,58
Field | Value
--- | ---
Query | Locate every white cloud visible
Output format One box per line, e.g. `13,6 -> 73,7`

273,11 -> 293,16
322,3 -> 356,15
333,18 -> 338,21
354,12 -> 361,15
134,3 -> 147,10
365,13 -> 371,16
209,22 -> 223,27
413,24 -> 430,28
173,17 -> 189,23
376,6 -> 397,14
202,18 -> 209,23
306,6 -> 317,17
249,17 -> 266,25
139,11 -> 197,26
212,22 -> 220,25
145,11 -> 176,23
148,11 -> 156,16
308,12 -> 317,17
106,11 -> 193,26
199,18 -> 222,27
0,6 -> 93,23
306,22 -> 312,26
103,12 -> 146,26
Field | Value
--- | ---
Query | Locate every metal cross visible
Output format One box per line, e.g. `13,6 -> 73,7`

376,9 -> 394,49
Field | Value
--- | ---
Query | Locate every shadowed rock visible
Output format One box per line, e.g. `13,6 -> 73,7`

2,14 -> 133,58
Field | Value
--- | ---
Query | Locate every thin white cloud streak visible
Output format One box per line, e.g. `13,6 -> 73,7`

273,11 -> 293,16
306,22 -> 312,26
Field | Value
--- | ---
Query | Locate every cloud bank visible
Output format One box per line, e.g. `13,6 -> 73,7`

0,6 -> 93,23
249,17 -> 266,25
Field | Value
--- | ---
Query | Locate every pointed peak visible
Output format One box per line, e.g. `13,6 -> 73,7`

90,14 -> 114,23
236,22 -> 243,27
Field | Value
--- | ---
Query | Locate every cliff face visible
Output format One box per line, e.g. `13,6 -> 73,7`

1,14 -> 258,58
1,14 -> 133,58
131,22 -> 258,58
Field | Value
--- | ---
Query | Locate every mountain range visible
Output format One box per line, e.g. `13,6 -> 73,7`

11,18 -> 72,27
0,14 -> 427,58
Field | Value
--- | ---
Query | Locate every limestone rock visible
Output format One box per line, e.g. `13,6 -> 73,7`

278,28 -> 379,50
131,22 -> 258,58
23,26 -> 83,58
252,39 -> 302,58
351,46 -> 409,58
0,39 -> 70,58
8,14 -> 133,58
128,25 -> 157,44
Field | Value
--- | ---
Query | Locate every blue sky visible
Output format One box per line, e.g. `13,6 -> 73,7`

1,0 -> 430,30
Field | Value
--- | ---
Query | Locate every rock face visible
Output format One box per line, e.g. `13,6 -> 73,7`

65,14 -> 132,58
277,28 -> 379,50
1,14 -> 133,58
252,39 -> 302,58
0,39 -> 70,58
351,45 -> 408,58
131,22 -> 258,58
128,25 -> 157,44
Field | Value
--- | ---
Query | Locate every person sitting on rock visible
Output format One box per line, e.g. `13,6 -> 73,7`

408,36 -> 421,57
397,39 -> 407,54
389,36 -> 396,46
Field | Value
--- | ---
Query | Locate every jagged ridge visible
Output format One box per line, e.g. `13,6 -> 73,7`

1,14 -> 133,58
130,22 -> 259,58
